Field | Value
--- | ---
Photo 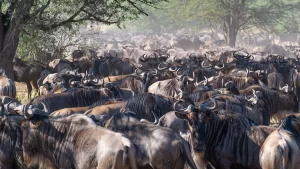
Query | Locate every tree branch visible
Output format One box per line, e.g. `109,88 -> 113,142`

29,0 -> 51,19
36,5 -> 85,30
127,0 -> 148,16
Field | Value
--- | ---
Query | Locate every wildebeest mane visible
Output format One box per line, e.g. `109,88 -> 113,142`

122,93 -> 172,120
204,111 -> 258,164
163,78 -> 180,97
28,88 -> 115,113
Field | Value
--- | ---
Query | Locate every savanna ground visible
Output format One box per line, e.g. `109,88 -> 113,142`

15,82 -> 35,104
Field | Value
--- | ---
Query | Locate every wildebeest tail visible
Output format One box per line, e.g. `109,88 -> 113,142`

181,140 -> 198,169
275,144 -> 288,169
122,136 -> 138,169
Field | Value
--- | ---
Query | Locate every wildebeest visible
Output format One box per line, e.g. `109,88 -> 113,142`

105,112 -> 197,169
16,88 -> 117,114
175,105 -> 275,169
84,101 -> 126,126
0,69 -> 16,98
0,115 -> 26,169
21,111 -> 138,169
13,57 -> 46,98
259,115 -> 300,169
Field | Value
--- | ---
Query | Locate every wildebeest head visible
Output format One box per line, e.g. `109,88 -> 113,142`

0,69 -> 6,77
174,105 -> 213,152
279,115 -> 300,136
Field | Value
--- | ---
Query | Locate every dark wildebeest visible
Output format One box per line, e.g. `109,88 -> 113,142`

122,93 -> 194,122
15,88 -> 118,114
259,115 -> 300,169
21,111 -> 138,169
175,105 -> 275,169
0,114 -> 26,169
0,69 -> 16,98
105,112 -> 197,169
13,58 -> 45,98
227,84 -> 299,124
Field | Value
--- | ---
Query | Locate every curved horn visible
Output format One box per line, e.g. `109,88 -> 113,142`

203,98 -> 217,110
135,68 -> 143,75
40,102 -> 49,113
214,63 -> 225,70
201,60 -> 211,68
152,112 -> 159,124
173,100 -> 185,111
158,62 -> 169,70
81,76 -> 88,85
185,75 -> 194,82
151,69 -> 158,76
24,104 -> 34,119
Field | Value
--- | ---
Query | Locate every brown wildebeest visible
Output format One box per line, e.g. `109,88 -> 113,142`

259,115 -> 300,169
105,112 -> 198,169
21,111 -> 138,169
84,101 -> 126,126
50,106 -> 89,117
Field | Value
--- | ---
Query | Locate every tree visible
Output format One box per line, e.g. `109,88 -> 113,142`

136,0 -> 300,47
0,0 -> 166,79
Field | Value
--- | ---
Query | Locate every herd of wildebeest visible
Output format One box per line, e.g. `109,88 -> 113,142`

1,35 -> 300,169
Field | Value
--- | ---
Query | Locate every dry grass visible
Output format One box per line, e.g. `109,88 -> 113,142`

15,82 -> 37,104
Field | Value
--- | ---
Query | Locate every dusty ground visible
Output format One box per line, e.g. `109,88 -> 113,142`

15,82 -> 37,104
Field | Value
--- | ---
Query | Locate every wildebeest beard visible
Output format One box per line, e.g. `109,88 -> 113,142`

22,114 -> 96,169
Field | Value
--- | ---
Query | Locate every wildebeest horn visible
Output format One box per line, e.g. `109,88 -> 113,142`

151,69 -> 158,76
250,55 -> 254,60
24,105 -> 34,119
185,75 -> 194,82
158,62 -> 169,70
201,60 -> 211,68
81,76 -> 88,85
214,63 -> 224,70
173,56 -> 178,62
152,111 -> 158,124
135,68 -> 143,75
40,102 -> 49,113
173,100 -> 186,112
176,68 -> 184,78
280,84 -> 288,91
202,98 -> 217,110
139,54 -> 148,62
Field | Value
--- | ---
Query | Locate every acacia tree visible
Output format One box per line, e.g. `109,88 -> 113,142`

0,0 -> 166,79
166,0 -> 300,47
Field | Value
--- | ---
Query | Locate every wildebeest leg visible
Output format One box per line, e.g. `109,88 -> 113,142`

31,81 -> 39,97
26,82 -> 32,99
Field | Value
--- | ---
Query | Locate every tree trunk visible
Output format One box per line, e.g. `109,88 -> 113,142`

229,29 -> 237,47
0,18 -> 21,80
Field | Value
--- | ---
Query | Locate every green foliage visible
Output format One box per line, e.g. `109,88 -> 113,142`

1,0 -> 167,61
127,0 -> 300,35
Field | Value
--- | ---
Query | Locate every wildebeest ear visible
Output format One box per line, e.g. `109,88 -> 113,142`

29,120 -> 43,129
20,120 -> 27,128
175,111 -> 189,121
